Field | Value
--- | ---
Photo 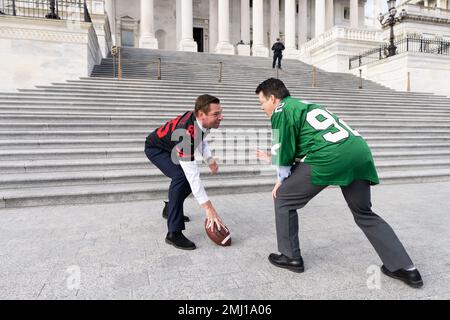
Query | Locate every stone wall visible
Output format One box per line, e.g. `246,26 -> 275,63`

0,15 -> 102,92
350,51 -> 450,97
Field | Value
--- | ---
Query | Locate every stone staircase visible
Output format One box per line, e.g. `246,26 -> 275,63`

1,48 -> 450,208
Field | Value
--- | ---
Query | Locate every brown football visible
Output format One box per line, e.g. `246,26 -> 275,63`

204,219 -> 231,246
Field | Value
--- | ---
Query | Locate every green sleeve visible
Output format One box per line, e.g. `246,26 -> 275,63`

271,109 -> 297,166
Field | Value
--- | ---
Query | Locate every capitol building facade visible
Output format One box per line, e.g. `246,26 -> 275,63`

1,0 -> 449,95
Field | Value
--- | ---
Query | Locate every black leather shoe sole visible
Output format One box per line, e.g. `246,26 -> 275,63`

381,266 -> 423,288
268,257 -> 305,273
165,238 -> 196,250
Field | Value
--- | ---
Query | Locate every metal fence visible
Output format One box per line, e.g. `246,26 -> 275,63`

349,36 -> 450,69
0,0 -> 91,22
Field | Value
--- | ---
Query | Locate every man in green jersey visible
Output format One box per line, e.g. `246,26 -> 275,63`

255,78 -> 423,288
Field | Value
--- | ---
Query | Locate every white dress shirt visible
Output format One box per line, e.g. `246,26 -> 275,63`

178,119 -> 212,205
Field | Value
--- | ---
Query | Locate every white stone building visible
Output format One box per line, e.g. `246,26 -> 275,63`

105,0 -> 374,55
1,0 -> 450,95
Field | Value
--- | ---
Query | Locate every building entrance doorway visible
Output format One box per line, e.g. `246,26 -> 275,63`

193,27 -> 204,52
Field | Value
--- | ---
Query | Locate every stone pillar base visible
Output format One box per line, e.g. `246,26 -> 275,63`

216,42 -> 235,55
178,39 -> 198,52
284,48 -> 300,59
252,45 -> 269,57
237,44 -> 251,56
139,36 -> 158,49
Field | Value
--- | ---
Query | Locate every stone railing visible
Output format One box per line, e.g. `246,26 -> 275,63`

399,3 -> 450,20
300,26 -> 383,54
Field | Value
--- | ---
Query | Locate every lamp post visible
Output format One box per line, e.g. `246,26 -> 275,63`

45,0 -> 60,19
377,0 -> 407,57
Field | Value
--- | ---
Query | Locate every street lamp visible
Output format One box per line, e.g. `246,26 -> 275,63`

378,0 -> 407,57
45,0 -> 60,19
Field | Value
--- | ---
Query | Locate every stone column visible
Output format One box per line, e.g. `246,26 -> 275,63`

216,0 -> 234,54
105,0 -> 116,45
238,0 -> 251,56
284,0 -> 299,58
326,0 -> 334,31
270,0 -> 279,48
178,0 -> 197,52
315,0 -> 326,37
298,0 -> 307,45
139,0 -> 158,49
350,0 -> 359,29
252,0 -> 269,57
372,0 -> 382,29
209,0 -> 218,53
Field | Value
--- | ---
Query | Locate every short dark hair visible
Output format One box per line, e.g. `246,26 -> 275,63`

195,94 -> 220,115
255,78 -> 290,100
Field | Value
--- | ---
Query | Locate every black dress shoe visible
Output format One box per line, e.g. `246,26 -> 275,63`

165,231 -> 196,250
381,265 -> 423,288
268,253 -> 304,273
162,201 -> 190,222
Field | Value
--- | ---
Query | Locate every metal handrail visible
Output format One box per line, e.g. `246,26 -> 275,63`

311,66 -> 316,88
218,62 -> 223,83
349,36 -> 450,69
157,58 -> 161,80
111,58 -> 322,83
0,0 -> 91,22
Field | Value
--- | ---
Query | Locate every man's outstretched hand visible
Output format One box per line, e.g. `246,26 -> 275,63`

208,157 -> 219,174
256,148 -> 271,164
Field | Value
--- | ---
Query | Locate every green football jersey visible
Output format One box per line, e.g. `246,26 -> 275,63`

271,96 -> 379,186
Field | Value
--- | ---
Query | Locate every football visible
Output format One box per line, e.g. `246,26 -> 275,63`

204,219 -> 231,246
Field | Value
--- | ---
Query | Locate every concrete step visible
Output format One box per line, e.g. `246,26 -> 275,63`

0,165 -> 271,189
0,47 -> 448,208
29,81 -> 426,98
0,175 -> 276,208
3,88 -> 448,102
2,121 -> 450,132
2,167 -> 450,208
3,154 -> 450,189
1,146 -> 449,161
57,77 -> 447,98
2,156 -> 450,175
1,133 -> 449,143
1,127 -> 450,138
1,97 -> 450,110
10,90 -> 450,106
1,108 -> 450,123
1,130 -> 450,141
1,138 -> 450,152
2,108 -> 450,120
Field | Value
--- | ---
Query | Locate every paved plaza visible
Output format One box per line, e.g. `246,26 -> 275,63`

1,180 -> 449,300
